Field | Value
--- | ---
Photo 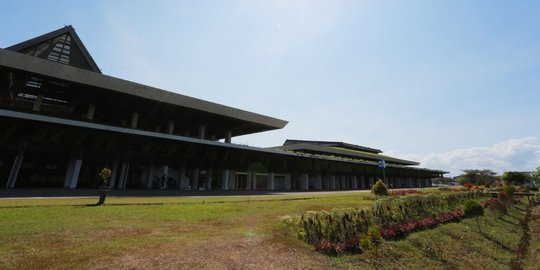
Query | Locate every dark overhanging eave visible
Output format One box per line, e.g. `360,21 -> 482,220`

0,109 -> 444,175
0,49 -> 288,131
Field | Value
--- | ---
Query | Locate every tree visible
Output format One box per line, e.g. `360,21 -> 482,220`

501,171 -> 533,185
532,167 -> 540,182
456,169 -> 499,185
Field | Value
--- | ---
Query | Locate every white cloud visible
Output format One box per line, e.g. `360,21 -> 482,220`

387,137 -> 540,177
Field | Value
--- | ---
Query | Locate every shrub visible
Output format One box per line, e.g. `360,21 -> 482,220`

282,191 -> 486,255
464,183 -> 474,189
292,208 -> 373,245
487,199 -> 507,216
359,226 -> 383,254
503,184 -> 515,198
372,179 -> 389,196
373,192 -> 483,229
463,200 -> 484,218
497,191 -> 513,206
314,239 -> 341,256
463,200 -> 484,232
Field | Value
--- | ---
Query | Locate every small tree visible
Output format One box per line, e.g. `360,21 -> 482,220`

463,200 -> 484,233
98,168 -> 112,186
501,171 -> 532,186
371,179 -> 389,196
532,166 -> 540,182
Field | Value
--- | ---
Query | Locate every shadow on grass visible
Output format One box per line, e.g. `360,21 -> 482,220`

498,216 -> 520,227
480,231 -> 515,253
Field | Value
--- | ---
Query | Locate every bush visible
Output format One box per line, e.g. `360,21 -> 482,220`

282,191 -> 487,255
373,192 -> 483,228
497,191 -> 513,206
503,184 -> 515,198
371,179 -> 389,196
463,200 -> 484,218
487,199 -> 508,216
359,226 -> 383,254
293,208 -> 373,245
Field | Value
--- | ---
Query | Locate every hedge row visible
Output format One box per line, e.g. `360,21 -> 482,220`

281,191 -> 486,246
373,191 -> 484,228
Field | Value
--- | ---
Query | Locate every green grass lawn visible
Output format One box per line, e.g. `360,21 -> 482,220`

0,192 -> 536,269
0,193 -> 374,269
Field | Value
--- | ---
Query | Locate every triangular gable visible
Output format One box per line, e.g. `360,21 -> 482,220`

5,25 -> 101,73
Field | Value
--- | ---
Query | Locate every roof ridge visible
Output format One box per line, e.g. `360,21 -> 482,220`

5,25 -> 101,73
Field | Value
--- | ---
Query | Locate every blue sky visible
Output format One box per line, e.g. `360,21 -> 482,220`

2,0 -> 539,176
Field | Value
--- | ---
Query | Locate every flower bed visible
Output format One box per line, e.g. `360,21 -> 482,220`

282,191 -> 486,255
389,189 -> 422,196
380,209 -> 464,239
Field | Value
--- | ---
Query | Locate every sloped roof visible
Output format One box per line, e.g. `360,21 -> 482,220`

283,139 -> 382,153
275,140 -> 419,166
5,25 -> 101,73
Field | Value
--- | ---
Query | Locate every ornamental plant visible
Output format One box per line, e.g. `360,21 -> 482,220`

389,189 -> 422,196
358,226 -> 383,255
371,179 -> 389,196
98,167 -> 112,186
463,183 -> 474,189
463,200 -> 484,232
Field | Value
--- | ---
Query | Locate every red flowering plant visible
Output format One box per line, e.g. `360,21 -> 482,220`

379,209 -> 464,240
389,189 -> 422,196
463,183 -> 475,189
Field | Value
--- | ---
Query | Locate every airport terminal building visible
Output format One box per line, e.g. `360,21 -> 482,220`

0,26 -> 446,191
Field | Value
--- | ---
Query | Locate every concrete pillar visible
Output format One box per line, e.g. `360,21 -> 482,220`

228,171 -> 236,190
5,149 -> 24,188
118,162 -> 130,189
301,173 -> 309,190
360,176 -> 366,189
130,112 -> 139,129
178,167 -> 187,189
315,174 -> 322,190
162,165 -> 169,189
63,154 -> 83,189
284,173 -> 292,190
167,120 -> 175,134
352,176 -> 358,189
198,125 -> 206,139
192,168 -> 200,191
86,104 -> 96,120
225,131 -> 232,143
369,176 -> 375,188
267,172 -> 275,190
207,169 -> 213,190
146,165 -> 155,189
330,175 -> 336,190
246,172 -> 253,190
109,162 -> 119,189
32,95 -> 43,111
222,170 -> 230,190
252,172 -> 257,190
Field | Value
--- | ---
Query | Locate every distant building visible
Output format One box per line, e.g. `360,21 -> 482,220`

0,26 -> 446,191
